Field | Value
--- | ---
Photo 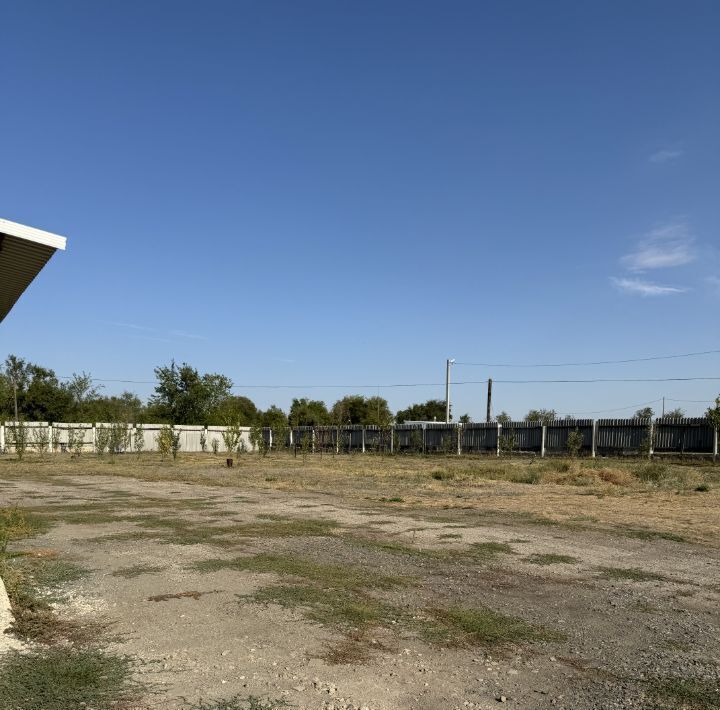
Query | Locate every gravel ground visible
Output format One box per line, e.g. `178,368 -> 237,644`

2,469 -> 719,710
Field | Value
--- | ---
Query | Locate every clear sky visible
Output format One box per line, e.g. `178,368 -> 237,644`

1,0 -> 719,420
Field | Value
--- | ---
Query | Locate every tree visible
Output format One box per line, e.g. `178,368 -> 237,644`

635,407 -> 654,419
211,395 -> 258,426
289,398 -> 330,426
149,361 -> 232,424
396,399 -> 446,423
21,365 -> 73,422
259,405 -> 288,429
706,396 -> 720,434
65,372 -> 102,420
85,392 -> 144,423
459,414 -> 471,424
664,407 -> 685,418
497,411 -> 511,424
330,395 -> 392,426
3,355 -> 31,420
524,409 -> 557,424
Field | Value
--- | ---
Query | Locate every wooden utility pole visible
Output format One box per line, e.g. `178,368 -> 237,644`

486,378 -> 493,423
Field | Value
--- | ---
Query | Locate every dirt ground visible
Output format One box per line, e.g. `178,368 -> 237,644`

1,454 -> 719,709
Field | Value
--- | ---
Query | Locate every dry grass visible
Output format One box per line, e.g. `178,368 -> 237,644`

2,454 -> 718,545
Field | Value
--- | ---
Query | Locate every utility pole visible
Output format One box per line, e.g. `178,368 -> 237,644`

445,358 -> 455,423
662,397 -> 665,417
486,378 -> 493,423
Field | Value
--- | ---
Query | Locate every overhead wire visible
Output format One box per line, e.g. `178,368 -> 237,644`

454,348 -> 720,368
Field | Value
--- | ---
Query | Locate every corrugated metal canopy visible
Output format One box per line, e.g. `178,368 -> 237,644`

0,217 -> 67,323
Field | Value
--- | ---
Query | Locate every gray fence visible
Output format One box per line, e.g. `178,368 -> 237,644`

1,418 -> 717,457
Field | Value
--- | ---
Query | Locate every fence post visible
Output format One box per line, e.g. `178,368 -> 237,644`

541,425 -> 546,458
648,420 -> 654,459
422,426 -> 426,455
288,428 -> 294,448
311,428 -> 316,453
591,420 -> 597,458
268,427 -> 273,452
457,424 -> 462,456
390,426 -> 394,454
497,423 -> 501,457
361,427 -> 366,454
0,423 -> 4,453
336,426 -> 339,454
713,427 -> 718,462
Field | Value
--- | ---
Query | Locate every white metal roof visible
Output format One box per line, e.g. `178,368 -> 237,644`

0,217 -> 67,323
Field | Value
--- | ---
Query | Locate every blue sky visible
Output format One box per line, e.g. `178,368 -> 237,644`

1,0 -> 719,419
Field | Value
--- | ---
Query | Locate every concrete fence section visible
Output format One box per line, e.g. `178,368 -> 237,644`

0,418 -> 717,457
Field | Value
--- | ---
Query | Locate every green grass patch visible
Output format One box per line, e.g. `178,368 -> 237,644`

1,507 -> 50,551
192,553 -> 406,590
596,566 -> 670,583
185,694 -> 292,709
525,553 -> 579,566
0,647 -> 141,710
649,676 -> 720,709
620,527 -> 686,543
245,584 -> 395,629
438,533 -> 462,539
468,541 -> 516,560
112,564 -> 165,579
423,606 -> 563,647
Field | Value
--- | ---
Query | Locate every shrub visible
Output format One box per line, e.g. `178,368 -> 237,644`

498,434 -> 516,456
32,427 -> 50,458
567,429 -> 583,458
95,426 -> 110,456
157,426 -> 174,461
134,424 -> 145,455
636,461 -> 669,483
71,428 -> 85,458
222,424 -> 243,456
6,421 -> 29,460
211,438 -> 219,455
200,430 -> 207,453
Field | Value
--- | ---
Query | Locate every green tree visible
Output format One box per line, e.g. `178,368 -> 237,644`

65,372 -> 102,420
21,365 -> 73,422
497,411 -> 511,425
3,355 -> 31,420
289,398 -> 330,426
634,407 -> 654,419
524,409 -> 557,424
85,392 -> 144,423
211,395 -> 258,426
706,396 -> 720,458
664,407 -> 685,418
259,405 -> 288,429
330,395 -> 392,426
395,399 -> 446,423
149,361 -> 232,424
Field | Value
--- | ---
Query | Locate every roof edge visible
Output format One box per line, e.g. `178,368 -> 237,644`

0,217 -> 67,251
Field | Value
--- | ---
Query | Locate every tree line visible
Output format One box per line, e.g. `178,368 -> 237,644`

0,355 -> 702,427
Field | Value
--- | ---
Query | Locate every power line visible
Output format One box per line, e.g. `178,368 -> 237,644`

454,348 -> 720,368
559,398 -> 662,416
57,375 -> 720,389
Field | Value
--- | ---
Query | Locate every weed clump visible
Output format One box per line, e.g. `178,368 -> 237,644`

0,648 -> 141,710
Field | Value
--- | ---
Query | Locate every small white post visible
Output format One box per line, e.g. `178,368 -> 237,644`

713,427 -> 718,462
591,420 -> 597,458
0,424 -> 5,453
336,427 -> 339,454
92,424 -> 97,453
268,427 -> 273,452
311,428 -> 316,453
457,424 -> 462,456
361,427 -> 366,454
541,425 -> 546,458
648,420 -> 654,459
390,427 -> 394,454
497,423 -> 501,457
